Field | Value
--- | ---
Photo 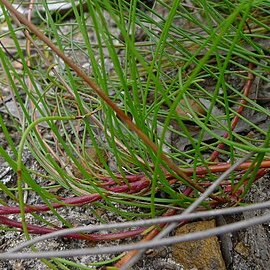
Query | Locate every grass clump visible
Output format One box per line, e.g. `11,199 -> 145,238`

0,0 -> 269,268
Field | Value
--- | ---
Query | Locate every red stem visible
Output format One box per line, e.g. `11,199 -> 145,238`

0,178 -> 150,215
189,160 -> 270,175
0,216 -> 145,241
210,63 -> 255,161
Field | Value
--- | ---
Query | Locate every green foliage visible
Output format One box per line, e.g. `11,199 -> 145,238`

0,0 -> 270,267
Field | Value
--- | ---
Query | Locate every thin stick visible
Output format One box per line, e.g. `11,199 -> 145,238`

8,199 -> 270,254
2,211 -> 270,260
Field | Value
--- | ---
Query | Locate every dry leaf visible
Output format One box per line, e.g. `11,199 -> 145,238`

176,97 -> 206,119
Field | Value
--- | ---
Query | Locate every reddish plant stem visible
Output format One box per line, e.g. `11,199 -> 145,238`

3,160 -> 268,216
2,161 -> 268,216
210,63 -> 255,161
0,216 -> 145,241
0,178 -> 150,215
0,194 -> 101,215
0,178 -> 150,240
187,160 -> 270,175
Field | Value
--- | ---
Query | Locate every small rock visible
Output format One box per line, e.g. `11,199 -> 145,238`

235,242 -> 250,258
172,220 -> 226,270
